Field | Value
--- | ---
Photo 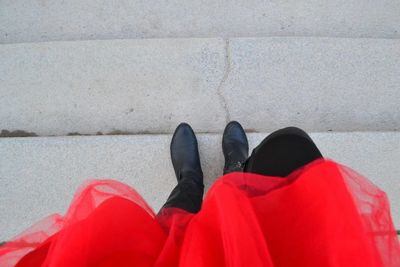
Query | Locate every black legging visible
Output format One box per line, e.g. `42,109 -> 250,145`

161,179 -> 204,213
161,127 -> 323,214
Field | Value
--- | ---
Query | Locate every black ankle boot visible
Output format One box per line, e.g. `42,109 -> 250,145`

170,123 -> 203,185
222,121 -> 249,174
162,123 -> 204,213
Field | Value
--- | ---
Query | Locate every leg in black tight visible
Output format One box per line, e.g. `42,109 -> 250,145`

159,123 -> 204,214
161,179 -> 204,213
245,127 -> 323,177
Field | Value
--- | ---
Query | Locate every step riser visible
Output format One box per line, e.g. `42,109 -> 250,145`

1,0 -> 400,43
0,132 -> 399,241
1,37 -> 399,135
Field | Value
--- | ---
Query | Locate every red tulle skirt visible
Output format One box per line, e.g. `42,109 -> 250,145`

1,159 -> 399,266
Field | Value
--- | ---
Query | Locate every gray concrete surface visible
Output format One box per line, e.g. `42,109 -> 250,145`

0,38 -> 227,135
0,132 -> 399,241
1,37 -> 399,135
1,0 -> 400,43
223,37 -> 400,132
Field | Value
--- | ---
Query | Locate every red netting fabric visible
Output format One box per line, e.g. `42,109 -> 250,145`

0,160 -> 398,266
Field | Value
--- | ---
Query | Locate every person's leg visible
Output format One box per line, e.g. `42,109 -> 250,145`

160,123 -> 204,213
162,180 -> 204,213
244,127 -> 323,177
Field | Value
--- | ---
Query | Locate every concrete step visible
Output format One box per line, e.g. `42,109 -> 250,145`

1,37 -> 399,136
0,131 -> 399,241
1,0 -> 399,44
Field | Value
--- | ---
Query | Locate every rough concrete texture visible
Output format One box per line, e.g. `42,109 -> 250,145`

0,132 -> 399,241
223,37 -> 400,132
1,37 -> 399,135
1,0 -> 399,43
0,38 -> 227,135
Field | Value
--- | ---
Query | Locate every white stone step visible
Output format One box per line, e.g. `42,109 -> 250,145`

1,37 -> 399,136
1,0 -> 399,43
0,131 -> 399,241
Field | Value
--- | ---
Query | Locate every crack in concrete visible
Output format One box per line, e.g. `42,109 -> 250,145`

216,38 -> 232,124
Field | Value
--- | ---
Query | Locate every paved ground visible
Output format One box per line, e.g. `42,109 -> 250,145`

1,0 -> 399,43
1,37 -> 399,136
1,131 -> 399,241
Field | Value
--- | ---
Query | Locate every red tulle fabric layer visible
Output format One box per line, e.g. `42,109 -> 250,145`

1,160 -> 399,266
